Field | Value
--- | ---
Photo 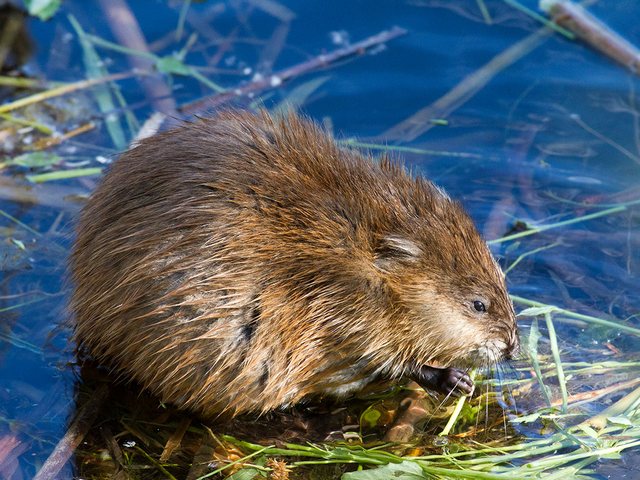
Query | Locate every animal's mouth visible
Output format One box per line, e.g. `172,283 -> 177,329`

475,337 -> 519,365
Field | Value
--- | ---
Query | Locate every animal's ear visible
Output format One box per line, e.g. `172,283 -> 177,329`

374,235 -> 421,271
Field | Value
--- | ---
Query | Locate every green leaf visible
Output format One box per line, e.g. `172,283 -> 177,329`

576,424 -> 600,439
360,404 -> 382,428
599,451 -> 623,460
607,416 -> 634,426
518,306 -> 559,317
27,167 -> 102,183
225,466 -> 267,480
68,15 -> 128,150
24,0 -> 61,20
8,151 -> 61,168
342,460 -> 424,480
429,118 -> 449,126
156,56 -> 192,76
510,411 -> 543,424
10,238 -> 26,250
224,454 -> 268,480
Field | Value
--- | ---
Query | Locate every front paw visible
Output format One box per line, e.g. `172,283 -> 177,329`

411,365 -> 474,396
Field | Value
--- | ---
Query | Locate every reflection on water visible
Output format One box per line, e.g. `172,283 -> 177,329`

0,0 -> 639,478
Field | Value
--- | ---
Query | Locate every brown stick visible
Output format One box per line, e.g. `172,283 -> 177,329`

0,435 -> 29,480
33,384 -> 109,480
0,71 -> 138,115
97,0 -> 177,114
543,0 -> 640,74
383,28 -> 551,142
554,377 -> 640,409
181,26 -> 408,115
31,122 -> 96,150
159,417 -> 192,463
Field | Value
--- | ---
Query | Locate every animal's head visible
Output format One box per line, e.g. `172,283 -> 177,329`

365,178 -> 519,376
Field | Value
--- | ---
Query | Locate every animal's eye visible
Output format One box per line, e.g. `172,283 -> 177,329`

473,300 -> 486,312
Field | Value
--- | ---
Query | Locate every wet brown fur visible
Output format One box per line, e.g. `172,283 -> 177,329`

71,111 -> 518,417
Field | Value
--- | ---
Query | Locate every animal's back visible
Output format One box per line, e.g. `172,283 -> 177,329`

71,111 -> 518,417
74,112 -> 397,415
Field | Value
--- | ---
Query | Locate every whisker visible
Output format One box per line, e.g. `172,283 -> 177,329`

473,359 -> 483,435
423,399 -> 442,429
494,364 -> 509,409
443,372 -> 465,403
423,372 -> 465,429
475,353 -> 490,438
502,362 -> 519,415
494,363 -> 509,440
502,390 -> 508,440
484,372 -> 489,437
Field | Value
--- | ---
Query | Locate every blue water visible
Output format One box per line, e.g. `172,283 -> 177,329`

1,0 -> 639,478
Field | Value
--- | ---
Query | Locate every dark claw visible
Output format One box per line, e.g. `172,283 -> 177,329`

410,365 -> 474,396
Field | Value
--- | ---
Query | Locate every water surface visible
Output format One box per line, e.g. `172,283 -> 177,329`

1,0 -> 639,478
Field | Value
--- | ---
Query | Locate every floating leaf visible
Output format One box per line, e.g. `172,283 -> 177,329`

343,460 -> 424,480
576,424 -> 600,439
24,0 -> 61,20
607,416 -> 634,427
600,451 -> 623,460
10,239 -> 26,251
509,411 -> 543,424
7,151 -> 61,168
518,306 -> 559,317
429,118 -> 449,126
226,465 -> 267,480
27,167 -> 102,183
157,56 -> 192,76
68,15 -> 127,150
360,405 -> 382,428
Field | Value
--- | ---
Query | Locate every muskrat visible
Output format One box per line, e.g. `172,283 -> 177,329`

71,110 -> 519,417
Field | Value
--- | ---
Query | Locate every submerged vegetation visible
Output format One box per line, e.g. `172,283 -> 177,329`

0,0 -> 639,479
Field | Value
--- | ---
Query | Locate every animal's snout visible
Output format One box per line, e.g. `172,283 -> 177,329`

503,333 -> 520,361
